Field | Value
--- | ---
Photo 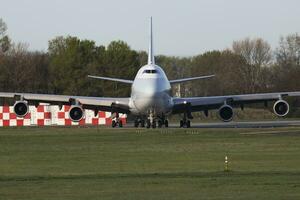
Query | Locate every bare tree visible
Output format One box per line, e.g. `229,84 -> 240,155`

273,33 -> 300,91
232,38 -> 272,93
276,33 -> 300,66
0,18 -> 7,36
0,18 -> 11,53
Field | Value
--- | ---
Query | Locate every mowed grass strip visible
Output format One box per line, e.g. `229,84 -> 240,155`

0,127 -> 300,199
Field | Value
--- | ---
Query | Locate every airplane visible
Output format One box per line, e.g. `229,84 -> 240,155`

0,17 -> 300,128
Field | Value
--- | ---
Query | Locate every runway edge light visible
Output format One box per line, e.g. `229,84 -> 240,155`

224,155 -> 230,172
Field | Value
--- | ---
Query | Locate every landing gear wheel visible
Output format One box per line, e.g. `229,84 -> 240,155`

134,120 -> 139,128
179,120 -> 191,128
165,120 -> 169,128
158,120 -> 163,128
187,120 -> 191,128
146,119 -> 151,129
180,120 -> 184,128
112,120 -> 116,128
141,120 -> 145,127
152,120 -> 157,129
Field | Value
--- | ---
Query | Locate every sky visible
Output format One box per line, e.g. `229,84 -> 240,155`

0,0 -> 299,56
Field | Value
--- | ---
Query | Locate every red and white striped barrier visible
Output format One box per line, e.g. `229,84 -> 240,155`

0,105 -> 126,127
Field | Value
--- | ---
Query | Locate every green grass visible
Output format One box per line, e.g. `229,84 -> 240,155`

0,127 -> 300,199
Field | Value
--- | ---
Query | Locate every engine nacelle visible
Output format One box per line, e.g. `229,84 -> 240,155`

218,105 -> 234,122
69,105 -> 84,122
13,101 -> 29,117
273,100 -> 289,117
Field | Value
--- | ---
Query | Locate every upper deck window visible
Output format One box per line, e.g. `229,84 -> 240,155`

143,69 -> 158,74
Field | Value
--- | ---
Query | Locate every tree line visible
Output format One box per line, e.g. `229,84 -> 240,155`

0,18 -> 299,104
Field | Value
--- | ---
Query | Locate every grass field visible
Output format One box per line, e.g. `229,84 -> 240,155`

0,126 -> 300,199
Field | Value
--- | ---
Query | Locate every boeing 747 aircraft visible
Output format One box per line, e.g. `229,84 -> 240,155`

1,18 -> 300,128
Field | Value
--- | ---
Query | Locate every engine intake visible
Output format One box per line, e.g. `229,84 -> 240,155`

273,100 -> 289,117
218,105 -> 234,122
69,106 -> 84,122
13,101 -> 29,117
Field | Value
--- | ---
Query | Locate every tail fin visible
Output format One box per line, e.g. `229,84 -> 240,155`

148,17 -> 155,65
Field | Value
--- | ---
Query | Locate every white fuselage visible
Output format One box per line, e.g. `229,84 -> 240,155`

129,64 -> 173,116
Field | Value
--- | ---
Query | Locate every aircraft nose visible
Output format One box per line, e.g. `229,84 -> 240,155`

139,79 -> 159,95
143,86 -> 156,96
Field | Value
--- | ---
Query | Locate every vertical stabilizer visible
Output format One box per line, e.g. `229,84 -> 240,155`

148,17 -> 155,65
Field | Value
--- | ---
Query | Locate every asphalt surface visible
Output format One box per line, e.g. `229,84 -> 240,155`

170,120 -> 300,128
126,120 -> 300,128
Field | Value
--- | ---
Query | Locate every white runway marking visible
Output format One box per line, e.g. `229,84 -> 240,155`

240,130 -> 300,135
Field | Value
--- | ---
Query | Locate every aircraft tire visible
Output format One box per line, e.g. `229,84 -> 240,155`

158,120 -> 163,128
141,120 -> 145,127
119,120 -> 123,127
165,120 -> 169,127
112,121 -> 116,128
134,120 -> 139,127
152,120 -> 157,129
187,120 -> 191,128
180,120 -> 184,128
146,119 -> 151,129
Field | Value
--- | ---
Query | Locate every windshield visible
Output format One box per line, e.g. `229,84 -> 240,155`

143,69 -> 157,74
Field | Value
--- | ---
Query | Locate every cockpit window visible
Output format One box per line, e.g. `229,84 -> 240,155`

143,69 -> 158,74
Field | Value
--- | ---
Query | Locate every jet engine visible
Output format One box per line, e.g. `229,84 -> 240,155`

69,105 -> 84,122
273,100 -> 289,117
218,105 -> 234,122
13,101 -> 29,117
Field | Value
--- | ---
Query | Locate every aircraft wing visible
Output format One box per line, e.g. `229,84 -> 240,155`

169,75 -> 215,84
0,92 -> 131,113
172,92 -> 300,113
88,75 -> 134,84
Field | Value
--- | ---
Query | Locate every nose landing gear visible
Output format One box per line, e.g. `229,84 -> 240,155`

146,119 -> 156,128
134,118 -> 145,127
146,112 -> 156,128
145,112 -> 168,129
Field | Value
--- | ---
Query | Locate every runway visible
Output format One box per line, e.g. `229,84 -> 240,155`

125,120 -> 300,128
169,120 -> 300,128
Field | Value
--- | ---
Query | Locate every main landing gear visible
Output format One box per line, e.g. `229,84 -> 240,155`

111,112 -> 123,128
145,119 -> 168,129
148,113 -> 169,128
180,112 -> 191,128
180,119 -> 191,128
157,115 -> 169,128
